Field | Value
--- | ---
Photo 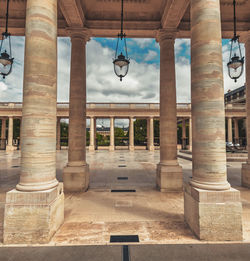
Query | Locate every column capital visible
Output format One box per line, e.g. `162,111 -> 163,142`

67,27 -> 90,43
156,29 -> 177,44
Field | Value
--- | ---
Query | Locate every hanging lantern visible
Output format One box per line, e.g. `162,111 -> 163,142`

113,0 -> 130,81
227,0 -> 244,82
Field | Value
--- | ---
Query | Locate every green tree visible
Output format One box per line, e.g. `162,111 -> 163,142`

134,119 -> 147,145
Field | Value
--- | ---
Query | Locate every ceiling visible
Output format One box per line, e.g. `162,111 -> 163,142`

0,0 -> 249,38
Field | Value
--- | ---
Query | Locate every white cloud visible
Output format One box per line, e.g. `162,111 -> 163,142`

132,39 -> 154,48
144,50 -> 157,61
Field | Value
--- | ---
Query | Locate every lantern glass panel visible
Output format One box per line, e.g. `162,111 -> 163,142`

114,63 -> 129,78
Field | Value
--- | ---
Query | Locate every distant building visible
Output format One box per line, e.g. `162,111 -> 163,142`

224,85 -> 246,104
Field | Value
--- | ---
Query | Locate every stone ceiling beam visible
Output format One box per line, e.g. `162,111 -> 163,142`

161,0 -> 190,29
58,0 -> 85,27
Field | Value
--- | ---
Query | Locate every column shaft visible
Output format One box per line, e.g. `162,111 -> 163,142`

182,119 -> 186,149
94,118 -> 97,149
63,29 -> 89,192
148,117 -> 154,151
242,31 -> 250,187
6,117 -> 14,151
189,117 -> 192,151
227,117 -> 233,143
234,118 -> 239,143
89,117 -> 95,151
16,0 -> 59,191
109,117 -> 115,151
56,118 -> 61,150
129,117 -> 134,151
1,118 -> 6,149
156,30 -> 182,192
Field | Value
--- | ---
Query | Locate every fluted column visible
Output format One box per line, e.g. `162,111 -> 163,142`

182,119 -> 186,150
63,28 -> 90,192
242,31 -> 250,187
109,117 -> 115,151
189,117 -> 192,151
6,117 -> 15,151
227,117 -> 233,143
56,117 -> 61,150
4,0 -> 64,244
234,118 -> 239,144
1,118 -> 6,150
89,117 -> 95,151
185,0 -> 242,241
156,30 -> 182,192
129,117 -> 134,151
147,117 -> 154,151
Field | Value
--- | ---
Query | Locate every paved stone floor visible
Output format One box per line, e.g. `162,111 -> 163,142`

1,150 -> 250,246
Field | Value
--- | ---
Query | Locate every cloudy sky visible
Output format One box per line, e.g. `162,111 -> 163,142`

0,37 -> 245,105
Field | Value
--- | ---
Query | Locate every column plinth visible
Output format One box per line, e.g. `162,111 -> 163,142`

109,117 -> 115,151
185,0 -> 242,241
156,30 -> 183,192
63,29 -> 90,192
4,0 -> 64,244
6,117 -> 15,151
242,31 -> 250,188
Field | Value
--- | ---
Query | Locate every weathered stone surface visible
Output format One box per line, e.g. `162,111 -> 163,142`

4,183 -> 64,244
156,163 -> 183,192
184,184 -> 242,241
242,163 -> 250,188
63,164 -> 89,192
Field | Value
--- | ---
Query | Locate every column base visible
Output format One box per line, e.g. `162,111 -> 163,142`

241,163 -> 250,188
147,145 -> 154,151
89,145 -> 95,151
184,183 -> 242,241
6,145 -> 16,152
109,146 -> 115,151
129,146 -> 134,151
3,183 -> 64,244
156,162 -> 183,192
63,163 -> 89,192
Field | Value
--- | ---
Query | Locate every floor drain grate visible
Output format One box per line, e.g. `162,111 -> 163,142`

118,165 -> 127,167
123,245 -> 130,261
110,235 -> 139,243
12,166 -> 20,168
111,189 -> 136,192
117,177 -> 128,180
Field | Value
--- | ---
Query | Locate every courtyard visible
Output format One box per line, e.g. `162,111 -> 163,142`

1,150 -> 250,246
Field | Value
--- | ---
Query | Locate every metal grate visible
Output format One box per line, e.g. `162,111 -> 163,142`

111,189 -> 136,192
110,235 -> 139,243
118,165 -> 127,167
117,177 -> 128,180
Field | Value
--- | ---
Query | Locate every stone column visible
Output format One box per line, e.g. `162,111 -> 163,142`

1,118 -> 6,150
242,31 -> 250,187
147,117 -> 154,151
182,119 -> 186,150
156,30 -> 182,192
227,117 -> 233,143
109,117 -> 115,151
94,118 -> 97,149
89,117 -> 95,151
4,0 -> 64,244
184,0 -> 242,241
6,116 -> 15,151
56,117 -> 61,150
63,28 -> 90,192
129,117 -> 134,151
189,117 -> 192,151
234,118 -> 239,144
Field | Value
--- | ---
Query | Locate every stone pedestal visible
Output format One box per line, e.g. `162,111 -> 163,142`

184,184 -> 242,241
156,162 -> 183,192
63,163 -> 89,192
241,163 -> 250,188
4,183 -> 64,244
